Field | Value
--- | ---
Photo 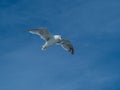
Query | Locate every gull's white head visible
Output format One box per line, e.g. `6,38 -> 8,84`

54,35 -> 62,43
54,35 -> 62,39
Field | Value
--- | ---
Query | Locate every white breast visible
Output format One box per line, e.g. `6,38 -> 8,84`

46,38 -> 57,47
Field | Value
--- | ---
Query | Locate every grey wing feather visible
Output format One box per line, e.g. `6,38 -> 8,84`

60,39 -> 74,54
27,28 -> 53,41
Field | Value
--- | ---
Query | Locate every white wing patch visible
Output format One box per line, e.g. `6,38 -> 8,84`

27,28 -> 53,41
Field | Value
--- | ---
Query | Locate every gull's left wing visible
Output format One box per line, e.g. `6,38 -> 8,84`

60,39 -> 74,54
27,28 -> 53,41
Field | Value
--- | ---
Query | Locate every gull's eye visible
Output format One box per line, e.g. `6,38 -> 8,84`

61,36 -> 63,39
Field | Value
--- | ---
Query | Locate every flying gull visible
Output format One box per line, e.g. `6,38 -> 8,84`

27,28 -> 74,54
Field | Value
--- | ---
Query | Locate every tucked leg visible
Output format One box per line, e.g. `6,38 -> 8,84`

42,45 -> 47,50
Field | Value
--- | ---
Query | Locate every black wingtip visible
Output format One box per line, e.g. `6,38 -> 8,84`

70,47 -> 74,55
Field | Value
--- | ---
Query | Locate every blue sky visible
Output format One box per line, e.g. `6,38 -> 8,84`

0,0 -> 120,90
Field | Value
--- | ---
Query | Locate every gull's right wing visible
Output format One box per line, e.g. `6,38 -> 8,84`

60,39 -> 74,54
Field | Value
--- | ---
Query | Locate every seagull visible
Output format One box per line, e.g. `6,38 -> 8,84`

27,28 -> 74,54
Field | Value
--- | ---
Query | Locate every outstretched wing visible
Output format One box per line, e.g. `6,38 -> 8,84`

27,28 -> 53,41
60,39 -> 74,54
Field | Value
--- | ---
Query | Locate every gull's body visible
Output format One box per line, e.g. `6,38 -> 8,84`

42,35 -> 61,50
27,28 -> 74,54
